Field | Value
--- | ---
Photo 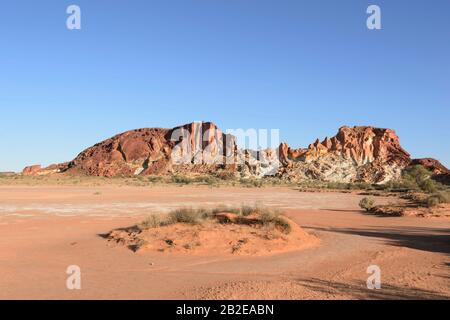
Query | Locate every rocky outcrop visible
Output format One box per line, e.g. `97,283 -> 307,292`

58,122 -> 236,178
410,158 -> 449,175
277,126 -> 411,183
22,122 -> 445,184
282,126 -> 410,167
22,165 -> 42,176
411,158 -> 450,185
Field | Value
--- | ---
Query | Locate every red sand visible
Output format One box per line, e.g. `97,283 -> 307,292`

0,185 -> 448,299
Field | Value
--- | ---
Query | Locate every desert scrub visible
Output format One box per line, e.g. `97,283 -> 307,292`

214,171 -> 236,181
138,205 -> 292,233
323,181 -> 375,191
169,208 -> 211,224
208,205 -> 241,215
147,175 -> 163,183
240,205 -> 256,216
258,208 -> 291,234
239,178 -> 264,188
401,165 -> 440,193
193,175 -> 219,186
376,165 -> 445,193
272,216 -> 292,234
171,175 -> 193,184
359,197 -> 375,212
139,213 -> 173,229
426,191 -> 450,208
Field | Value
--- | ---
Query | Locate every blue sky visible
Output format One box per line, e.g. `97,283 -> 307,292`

0,0 -> 449,171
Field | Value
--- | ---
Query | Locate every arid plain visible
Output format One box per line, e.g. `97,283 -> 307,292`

0,183 -> 448,300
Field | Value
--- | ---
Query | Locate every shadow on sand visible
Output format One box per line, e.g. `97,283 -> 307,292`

310,226 -> 450,255
294,278 -> 449,300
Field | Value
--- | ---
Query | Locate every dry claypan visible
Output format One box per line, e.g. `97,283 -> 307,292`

0,183 -> 449,300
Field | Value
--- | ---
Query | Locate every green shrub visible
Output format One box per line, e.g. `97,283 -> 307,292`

359,197 -> 375,212
194,175 -> 218,185
171,175 -> 193,184
426,192 -> 450,207
418,179 -> 438,194
402,165 -> 438,193
240,178 -> 264,188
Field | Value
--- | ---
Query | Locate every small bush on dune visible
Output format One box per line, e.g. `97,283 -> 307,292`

240,205 -> 256,216
359,197 -> 375,212
258,209 -> 291,234
259,209 -> 280,223
138,205 -> 292,234
139,213 -> 173,229
169,208 -> 208,224
272,216 -> 292,234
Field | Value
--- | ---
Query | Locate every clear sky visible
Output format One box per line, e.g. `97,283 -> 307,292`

0,0 -> 449,172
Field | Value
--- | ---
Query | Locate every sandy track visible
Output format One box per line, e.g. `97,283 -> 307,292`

0,185 -> 448,300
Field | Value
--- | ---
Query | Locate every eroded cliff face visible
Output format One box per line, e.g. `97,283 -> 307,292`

278,126 -> 412,183
22,122 -> 446,184
62,122 -> 237,178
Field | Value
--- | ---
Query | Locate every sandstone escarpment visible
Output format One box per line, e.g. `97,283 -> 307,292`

279,126 -> 410,166
63,122 -> 236,177
22,122 -> 445,184
277,126 -> 411,183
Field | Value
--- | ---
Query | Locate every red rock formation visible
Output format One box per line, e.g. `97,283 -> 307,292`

278,143 -> 306,165
279,126 -> 410,173
63,122 -> 236,177
278,126 -> 412,183
410,158 -> 450,185
21,122 -> 445,184
305,126 -> 411,166
410,158 -> 449,175
22,165 -> 42,176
